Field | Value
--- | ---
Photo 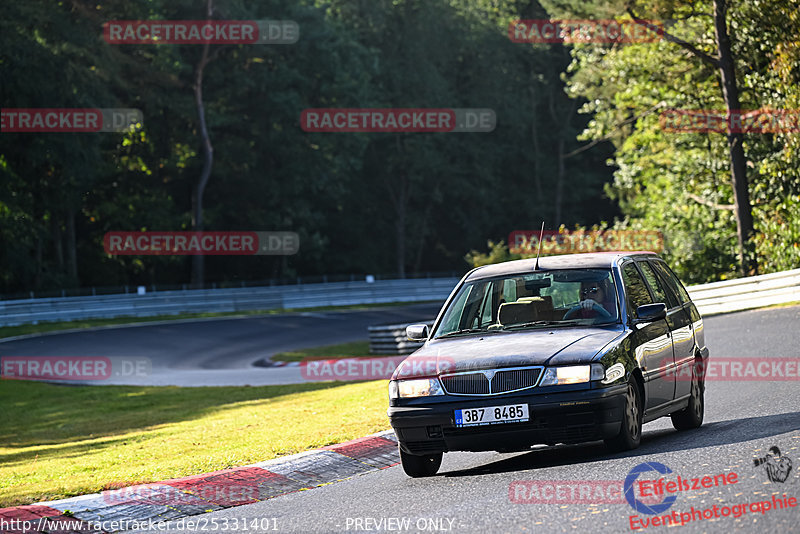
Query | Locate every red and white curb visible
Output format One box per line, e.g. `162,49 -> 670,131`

0,431 -> 399,533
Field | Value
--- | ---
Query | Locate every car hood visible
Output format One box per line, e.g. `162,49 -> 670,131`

392,326 -> 625,379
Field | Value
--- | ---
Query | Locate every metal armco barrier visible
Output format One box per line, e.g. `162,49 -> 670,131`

0,278 -> 461,327
686,267 -> 800,316
1,268 -> 798,328
368,322 -> 434,355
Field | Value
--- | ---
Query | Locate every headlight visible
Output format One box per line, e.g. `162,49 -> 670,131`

540,364 -> 604,386
601,362 -> 625,384
390,378 -> 444,398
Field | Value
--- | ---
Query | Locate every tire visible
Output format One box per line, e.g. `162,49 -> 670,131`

671,361 -> 704,430
605,380 -> 642,452
399,447 -> 442,477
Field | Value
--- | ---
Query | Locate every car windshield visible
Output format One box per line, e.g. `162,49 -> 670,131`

434,269 -> 619,338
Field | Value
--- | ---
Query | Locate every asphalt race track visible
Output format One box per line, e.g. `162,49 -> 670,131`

0,303 -> 441,386
118,304 -> 799,533
4,304 -> 800,532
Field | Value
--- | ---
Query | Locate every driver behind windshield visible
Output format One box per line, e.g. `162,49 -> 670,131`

576,278 -> 615,319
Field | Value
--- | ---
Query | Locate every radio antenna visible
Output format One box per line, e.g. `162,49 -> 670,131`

534,221 -> 545,270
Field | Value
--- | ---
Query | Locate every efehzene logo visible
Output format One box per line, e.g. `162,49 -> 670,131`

624,461 -> 740,514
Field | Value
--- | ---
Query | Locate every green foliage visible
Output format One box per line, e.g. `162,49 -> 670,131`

556,0 -> 800,283
465,240 -> 522,268
1,0 -> 619,294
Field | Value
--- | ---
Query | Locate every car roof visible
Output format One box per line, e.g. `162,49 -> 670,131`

464,251 -> 660,282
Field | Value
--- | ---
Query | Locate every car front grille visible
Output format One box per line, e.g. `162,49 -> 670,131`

440,366 -> 543,396
440,373 -> 490,395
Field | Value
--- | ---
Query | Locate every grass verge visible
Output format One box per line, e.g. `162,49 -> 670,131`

270,341 -> 384,362
0,379 -> 391,508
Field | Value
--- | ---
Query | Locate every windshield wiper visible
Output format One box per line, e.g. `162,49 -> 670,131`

502,319 -> 580,330
437,328 -> 485,338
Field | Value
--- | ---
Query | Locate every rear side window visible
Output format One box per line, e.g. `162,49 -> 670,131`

622,263 -> 653,317
638,261 -> 674,308
652,261 -> 691,305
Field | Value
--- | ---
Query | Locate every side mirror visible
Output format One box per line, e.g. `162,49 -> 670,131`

406,324 -> 430,341
633,303 -> 667,324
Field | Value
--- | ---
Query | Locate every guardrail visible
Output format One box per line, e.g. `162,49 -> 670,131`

368,322 -> 434,355
686,268 -> 800,316
0,278 -> 461,327
2,268 -> 798,329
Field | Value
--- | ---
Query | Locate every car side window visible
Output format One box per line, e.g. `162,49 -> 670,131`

647,262 -> 680,308
652,261 -> 691,305
638,261 -> 674,308
622,263 -> 653,318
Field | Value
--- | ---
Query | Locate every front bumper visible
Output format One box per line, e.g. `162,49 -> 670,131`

388,384 -> 627,455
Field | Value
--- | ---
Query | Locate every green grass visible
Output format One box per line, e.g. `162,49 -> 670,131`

760,300 -> 800,311
0,300 -> 436,340
271,341 -> 380,362
0,379 -> 392,507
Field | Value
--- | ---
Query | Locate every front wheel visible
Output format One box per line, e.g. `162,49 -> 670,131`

399,448 -> 442,477
605,380 -> 642,452
671,361 -> 704,430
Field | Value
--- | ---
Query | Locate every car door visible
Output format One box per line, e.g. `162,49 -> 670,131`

650,260 -> 697,399
621,262 -> 676,411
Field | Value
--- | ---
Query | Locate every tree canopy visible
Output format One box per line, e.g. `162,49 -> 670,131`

1,0 -> 795,296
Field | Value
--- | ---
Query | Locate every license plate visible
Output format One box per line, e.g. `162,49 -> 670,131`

454,404 -> 529,427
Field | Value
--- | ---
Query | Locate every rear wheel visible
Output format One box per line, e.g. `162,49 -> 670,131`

605,380 -> 642,452
671,361 -> 704,430
399,448 -> 442,477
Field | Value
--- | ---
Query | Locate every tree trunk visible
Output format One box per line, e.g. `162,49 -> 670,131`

530,86 -> 543,202
384,137 -> 409,279
52,215 -> 64,272
713,0 -> 757,275
555,138 -> 565,224
191,0 -> 215,288
392,170 -> 408,279
629,2 -> 758,276
34,232 -> 43,289
66,205 -> 78,283
548,86 -> 573,225
412,198 -> 434,274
